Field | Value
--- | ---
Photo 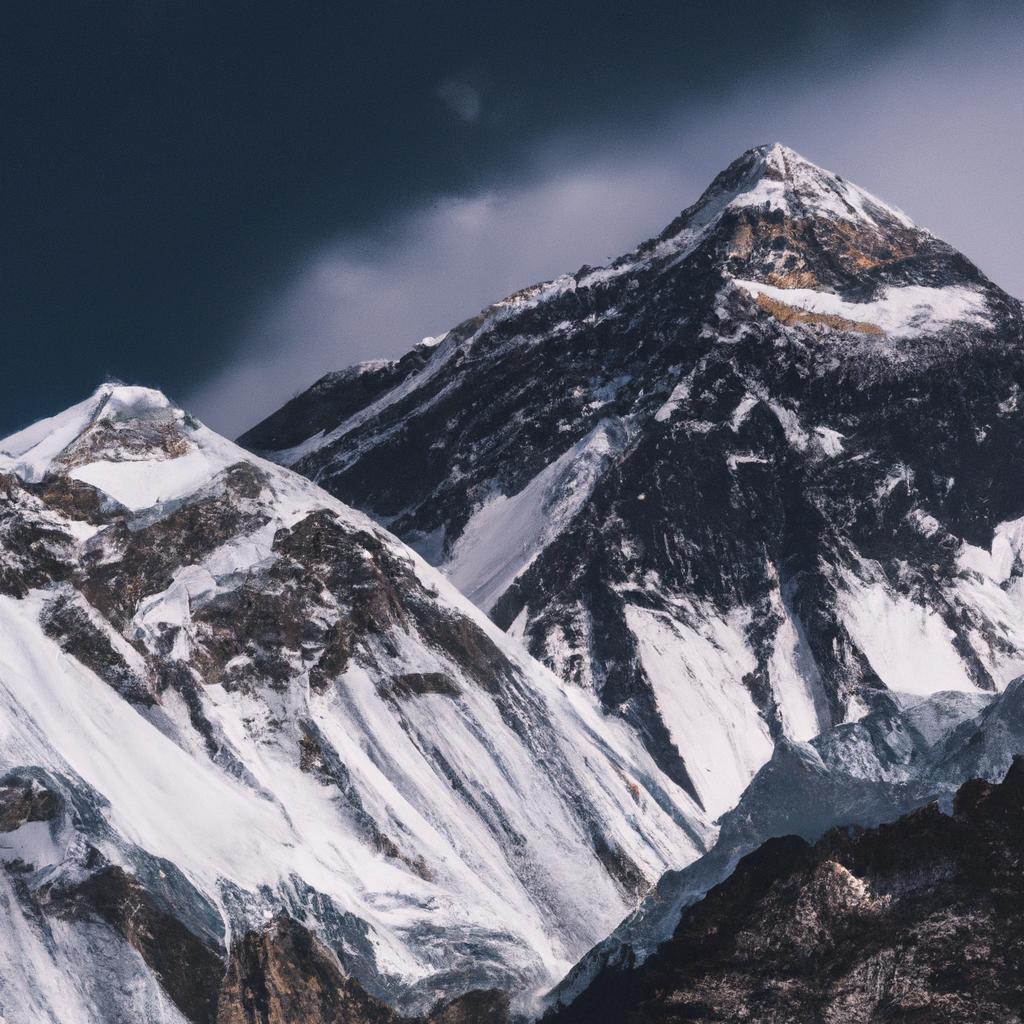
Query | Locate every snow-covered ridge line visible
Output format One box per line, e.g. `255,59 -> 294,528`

271,331 -> 464,467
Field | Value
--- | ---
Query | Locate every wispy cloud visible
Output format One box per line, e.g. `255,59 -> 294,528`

436,79 -> 483,123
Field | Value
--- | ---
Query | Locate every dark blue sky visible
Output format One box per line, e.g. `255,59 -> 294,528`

4,2 -> 1023,436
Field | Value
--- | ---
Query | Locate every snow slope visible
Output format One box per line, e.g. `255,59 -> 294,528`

0,385 -> 712,1021
444,420 -> 624,612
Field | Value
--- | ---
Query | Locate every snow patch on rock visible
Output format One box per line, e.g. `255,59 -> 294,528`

444,421 -> 624,612
734,279 -> 992,338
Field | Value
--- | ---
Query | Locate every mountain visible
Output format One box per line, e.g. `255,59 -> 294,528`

8,143 -> 1024,1023
241,143 -> 1024,821
0,384 -> 711,1024
547,679 -> 1024,1010
547,756 -> 1024,1023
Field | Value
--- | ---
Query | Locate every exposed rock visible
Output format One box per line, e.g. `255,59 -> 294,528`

216,916 -> 403,1024
216,917 -> 510,1024
549,759 -> 1024,1024
41,591 -> 153,703
0,775 -> 59,832
427,989 -> 510,1024
389,672 -> 462,699
79,489 -> 264,629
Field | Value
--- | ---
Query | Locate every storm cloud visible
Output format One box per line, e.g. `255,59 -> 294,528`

4,1 -> 1023,437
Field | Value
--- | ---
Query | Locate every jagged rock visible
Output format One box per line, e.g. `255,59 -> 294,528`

549,759 -> 1024,1023
217,916 -> 402,1024
216,917 -> 510,1024
427,988 -> 510,1024
0,775 -> 58,832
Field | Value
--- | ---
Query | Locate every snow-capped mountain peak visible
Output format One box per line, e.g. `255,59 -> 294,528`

726,141 -> 915,229
0,385 -> 714,1022
241,145 -> 1024,830
2,384 -> 176,480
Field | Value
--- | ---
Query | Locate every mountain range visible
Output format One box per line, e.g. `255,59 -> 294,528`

3,143 -> 1024,1023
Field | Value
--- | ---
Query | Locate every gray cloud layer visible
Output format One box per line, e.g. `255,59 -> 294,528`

188,5 -> 1024,437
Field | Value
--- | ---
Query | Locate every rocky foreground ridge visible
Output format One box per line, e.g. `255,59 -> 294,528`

549,757 -> 1024,1023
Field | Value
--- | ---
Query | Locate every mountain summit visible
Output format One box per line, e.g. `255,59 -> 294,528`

692,141 -> 916,231
242,144 -> 1024,819
0,384 -> 709,1021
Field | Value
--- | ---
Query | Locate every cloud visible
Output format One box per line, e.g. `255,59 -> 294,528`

436,79 -> 482,122
187,155 -> 694,436
186,4 -> 1024,438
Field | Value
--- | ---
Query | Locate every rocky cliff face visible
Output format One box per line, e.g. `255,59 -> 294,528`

242,143 -> 1024,819
0,384 -> 710,1023
215,916 -> 509,1024
548,757 -> 1024,1024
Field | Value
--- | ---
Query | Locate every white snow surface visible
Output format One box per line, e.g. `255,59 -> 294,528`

0,385 -> 713,1014
444,420 -> 623,612
766,586 -> 830,743
958,515 -> 1024,584
734,279 -> 992,338
625,604 -> 773,819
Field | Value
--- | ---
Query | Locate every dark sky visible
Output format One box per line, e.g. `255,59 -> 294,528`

5,1 -> 1024,436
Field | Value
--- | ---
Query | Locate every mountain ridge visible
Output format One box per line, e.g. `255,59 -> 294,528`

0,382 -> 711,1022
241,143 -> 1024,818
